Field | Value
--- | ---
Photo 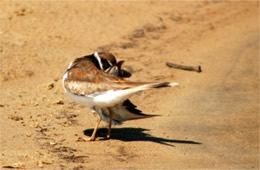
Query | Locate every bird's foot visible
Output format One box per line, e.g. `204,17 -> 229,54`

88,136 -> 97,141
76,136 -> 96,142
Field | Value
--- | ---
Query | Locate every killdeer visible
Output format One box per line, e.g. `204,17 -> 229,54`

62,52 -> 178,141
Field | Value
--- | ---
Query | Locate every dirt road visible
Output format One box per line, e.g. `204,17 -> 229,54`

0,1 -> 259,169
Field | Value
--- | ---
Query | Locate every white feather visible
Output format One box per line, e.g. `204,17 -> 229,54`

63,81 -> 179,109
94,52 -> 103,70
169,82 -> 179,87
62,58 -> 179,125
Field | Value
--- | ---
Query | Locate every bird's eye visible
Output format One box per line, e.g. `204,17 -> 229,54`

101,59 -> 111,70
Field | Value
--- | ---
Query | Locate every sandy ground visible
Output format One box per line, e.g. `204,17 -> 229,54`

0,1 -> 259,169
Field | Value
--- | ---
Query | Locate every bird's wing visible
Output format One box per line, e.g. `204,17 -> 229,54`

111,99 -> 159,121
64,62 -> 178,103
98,99 -> 159,125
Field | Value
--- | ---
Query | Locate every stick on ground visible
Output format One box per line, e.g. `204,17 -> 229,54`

166,62 -> 202,73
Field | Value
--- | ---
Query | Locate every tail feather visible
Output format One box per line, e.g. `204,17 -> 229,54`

108,99 -> 159,125
122,99 -> 142,115
113,82 -> 179,104
137,82 -> 178,91
96,82 -> 178,125
91,81 -> 178,109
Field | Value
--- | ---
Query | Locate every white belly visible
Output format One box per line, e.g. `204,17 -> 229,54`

62,71 -> 136,108
64,87 -> 131,108
64,88 -> 94,107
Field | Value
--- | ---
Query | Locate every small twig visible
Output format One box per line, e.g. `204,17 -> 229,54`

166,62 -> 202,73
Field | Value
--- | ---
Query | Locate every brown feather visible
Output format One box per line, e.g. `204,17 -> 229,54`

64,54 -> 173,95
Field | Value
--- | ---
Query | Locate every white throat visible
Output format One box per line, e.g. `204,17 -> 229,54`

94,52 -> 104,70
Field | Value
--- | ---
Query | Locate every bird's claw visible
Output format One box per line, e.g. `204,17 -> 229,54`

76,136 -> 96,142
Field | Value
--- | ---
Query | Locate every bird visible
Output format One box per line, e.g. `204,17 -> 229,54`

62,52 -> 178,141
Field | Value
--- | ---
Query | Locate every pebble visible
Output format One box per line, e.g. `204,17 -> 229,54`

49,141 -> 57,146
55,100 -> 64,105
8,115 -> 23,121
131,29 -> 145,38
47,83 -> 54,90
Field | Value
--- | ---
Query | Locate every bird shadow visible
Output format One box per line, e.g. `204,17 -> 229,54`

83,127 -> 201,147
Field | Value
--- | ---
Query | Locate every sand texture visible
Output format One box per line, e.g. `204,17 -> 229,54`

0,1 -> 259,169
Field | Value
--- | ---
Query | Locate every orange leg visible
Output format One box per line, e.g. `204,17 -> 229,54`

107,108 -> 114,139
88,116 -> 101,141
